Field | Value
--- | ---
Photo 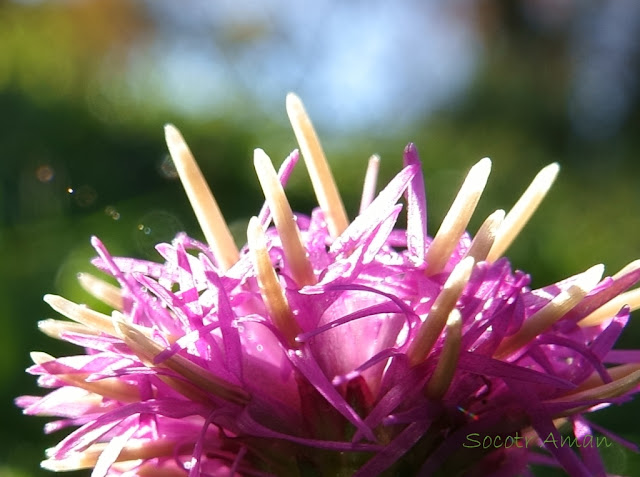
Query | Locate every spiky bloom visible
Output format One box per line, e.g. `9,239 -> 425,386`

17,94 -> 640,477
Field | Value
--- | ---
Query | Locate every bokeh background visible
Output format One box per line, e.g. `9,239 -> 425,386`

1,1 -> 639,476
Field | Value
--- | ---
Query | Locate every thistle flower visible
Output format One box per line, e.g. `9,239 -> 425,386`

17,94 -> 640,477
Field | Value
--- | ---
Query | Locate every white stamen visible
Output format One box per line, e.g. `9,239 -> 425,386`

247,217 -> 300,346
425,158 -> 491,276
77,272 -> 123,310
495,264 -> 604,359
286,93 -> 348,238
409,257 -> 475,366
425,309 -> 462,399
487,163 -> 559,263
164,124 -> 239,271
579,287 -> 640,327
465,209 -> 505,262
359,154 -> 380,214
254,148 -> 316,287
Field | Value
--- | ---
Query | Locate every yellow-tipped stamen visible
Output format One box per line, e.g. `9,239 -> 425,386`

465,209 -> 505,262
425,309 -> 462,399
359,154 -> 381,214
38,319 -> 100,340
30,352 -> 139,403
44,294 -> 118,336
164,124 -> 239,271
254,148 -> 316,287
495,264 -> 604,359
286,93 -> 348,238
487,163 -> 559,263
425,158 -> 491,276
408,257 -> 475,366
579,287 -> 640,327
247,217 -> 300,347
41,439 -> 177,471
113,320 -> 250,405
77,272 -> 123,310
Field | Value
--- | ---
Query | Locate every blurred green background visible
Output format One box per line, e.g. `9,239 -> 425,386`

1,1 -> 639,476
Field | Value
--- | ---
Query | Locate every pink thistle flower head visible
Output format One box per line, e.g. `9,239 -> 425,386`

17,93 -> 640,476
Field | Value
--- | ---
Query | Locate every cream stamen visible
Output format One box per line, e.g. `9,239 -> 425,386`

465,209 -> 505,262
113,320 -> 250,405
164,124 -> 239,271
247,217 -> 300,346
425,158 -> 491,276
254,148 -> 316,287
38,319 -> 99,340
41,439 -> 177,471
44,294 -> 118,336
286,93 -> 348,238
548,369 -> 640,418
571,363 -> 640,393
359,154 -> 381,214
77,272 -> 123,310
487,163 -> 559,263
495,264 -> 604,359
579,287 -> 640,327
409,257 -> 475,366
613,259 -> 640,280
425,309 -> 462,399
30,352 -> 139,402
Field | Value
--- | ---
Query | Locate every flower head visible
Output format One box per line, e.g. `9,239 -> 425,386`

17,94 -> 640,476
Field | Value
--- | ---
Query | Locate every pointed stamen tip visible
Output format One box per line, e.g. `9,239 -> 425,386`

540,162 -> 560,180
424,159 -> 490,275
495,263 -> 605,359
30,351 -> 54,365
486,163 -> 560,263
37,319 -> 60,338
613,259 -> 640,279
491,209 -> 506,222
531,163 -> 560,194
286,92 -> 303,112
581,263 -> 605,292
253,148 -> 270,169
163,123 -> 182,142
449,256 -> 476,285
476,156 -> 492,169
37,319 -> 53,330
253,149 -> 316,287
446,308 -> 462,327
285,92 -> 348,238
112,317 -> 129,338
43,294 -> 63,308
469,157 -> 491,184
465,209 -> 505,262
41,459 -> 66,472
247,216 -> 265,249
